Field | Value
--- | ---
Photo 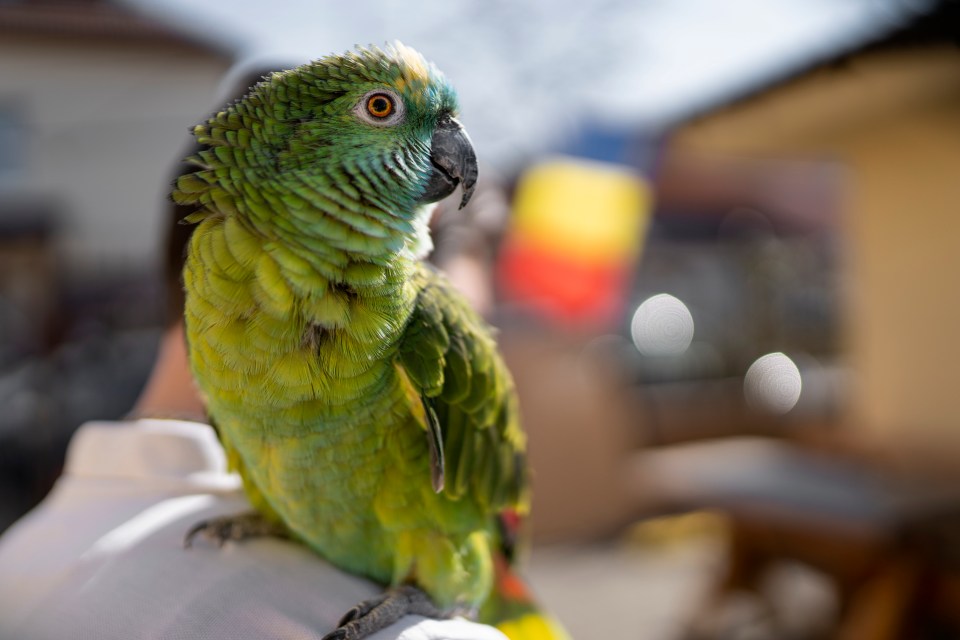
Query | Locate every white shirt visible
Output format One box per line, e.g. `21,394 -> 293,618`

0,419 -> 506,640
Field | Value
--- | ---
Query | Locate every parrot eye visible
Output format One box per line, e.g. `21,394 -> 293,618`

366,94 -> 394,118
355,89 -> 404,126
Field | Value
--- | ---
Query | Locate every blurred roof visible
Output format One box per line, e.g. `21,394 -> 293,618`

0,0 -> 232,57
872,0 -> 960,46
669,0 -> 959,127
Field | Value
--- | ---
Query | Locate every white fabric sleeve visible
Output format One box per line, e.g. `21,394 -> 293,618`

372,616 -> 508,640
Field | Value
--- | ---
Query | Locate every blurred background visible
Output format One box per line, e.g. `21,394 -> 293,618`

2,0 -> 960,637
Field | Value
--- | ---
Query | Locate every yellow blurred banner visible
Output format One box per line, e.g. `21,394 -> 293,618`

510,157 -> 651,263
498,156 -> 653,328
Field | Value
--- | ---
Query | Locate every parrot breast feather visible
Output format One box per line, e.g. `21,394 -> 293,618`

398,263 -> 529,514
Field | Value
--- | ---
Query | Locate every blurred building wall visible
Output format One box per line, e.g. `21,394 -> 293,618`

668,43 -> 960,465
0,5 -> 232,276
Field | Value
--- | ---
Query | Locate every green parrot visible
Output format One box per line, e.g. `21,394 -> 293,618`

174,43 -> 569,640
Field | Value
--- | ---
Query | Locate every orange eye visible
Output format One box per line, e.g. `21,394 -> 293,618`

366,94 -> 394,118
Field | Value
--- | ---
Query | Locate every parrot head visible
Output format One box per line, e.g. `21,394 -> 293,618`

176,43 -> 477,257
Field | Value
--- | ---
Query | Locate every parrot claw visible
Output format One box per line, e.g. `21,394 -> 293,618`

183,511 -> 287,549
321,585 -> 445,640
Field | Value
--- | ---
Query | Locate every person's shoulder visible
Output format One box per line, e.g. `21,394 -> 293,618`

0,419 -> 508,640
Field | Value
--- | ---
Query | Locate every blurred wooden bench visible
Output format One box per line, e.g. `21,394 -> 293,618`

631,437 -> 960,639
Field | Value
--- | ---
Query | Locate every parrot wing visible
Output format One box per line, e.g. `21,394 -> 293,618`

397,263 -> 529,518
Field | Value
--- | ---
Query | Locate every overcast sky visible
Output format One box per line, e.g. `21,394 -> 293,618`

124,0 -> 931,167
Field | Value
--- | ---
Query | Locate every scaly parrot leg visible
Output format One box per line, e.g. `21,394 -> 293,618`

322,585 -> 446,640
183,511 -> 288,548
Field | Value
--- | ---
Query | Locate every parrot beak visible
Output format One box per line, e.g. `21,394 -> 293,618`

417,116 -> 478,210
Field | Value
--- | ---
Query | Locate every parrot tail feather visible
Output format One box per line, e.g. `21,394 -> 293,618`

482,555 -> 572,640
495,612 -> 572,640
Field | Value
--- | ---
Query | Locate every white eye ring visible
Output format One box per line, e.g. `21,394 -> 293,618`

354,89 -> 405,126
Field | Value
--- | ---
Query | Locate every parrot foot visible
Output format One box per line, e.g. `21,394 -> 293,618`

183,511 -> 287,549
322,585 -> 445,640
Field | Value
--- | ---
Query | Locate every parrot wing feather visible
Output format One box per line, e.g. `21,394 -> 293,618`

398,263 -> 529,514
422,397 -> 446,493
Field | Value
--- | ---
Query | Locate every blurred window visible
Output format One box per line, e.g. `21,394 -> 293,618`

0,106 -> 25,185
618,151 -> 847,442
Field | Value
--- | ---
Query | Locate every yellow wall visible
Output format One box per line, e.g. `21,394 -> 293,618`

670,45 -> 960,461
